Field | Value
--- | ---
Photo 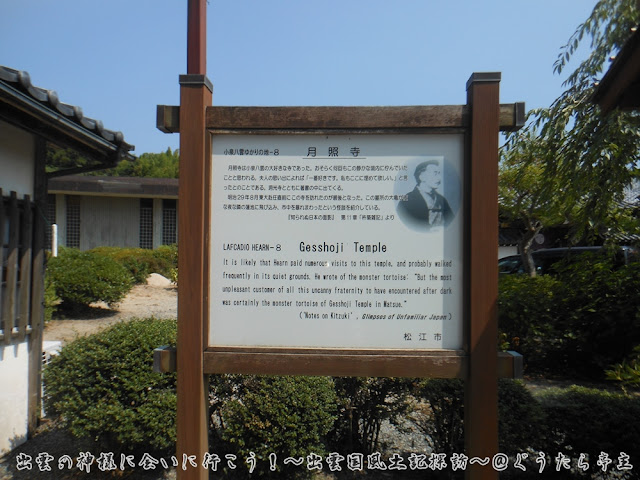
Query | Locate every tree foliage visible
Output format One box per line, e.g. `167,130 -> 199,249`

499,131 -> 568,275
46,147 -> 95,174
504,0 -> 640,242
88,148 -> 179,178
46,147 -> 180,178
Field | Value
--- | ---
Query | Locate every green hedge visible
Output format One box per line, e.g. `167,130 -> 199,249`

43,318 -> 178,455
412,379 -> 546,458
329,377 -> 413,456
499,256 -> 640,378
89,244 -> 177,284
47,247 -> 134,312
536,386 -> 640,478
554,258 -> 640,375
411,380 -> 638,479
45,327 -> 337,476
498,274 -> 563,373
43,271 -> 59,323
211,375 -> 337,478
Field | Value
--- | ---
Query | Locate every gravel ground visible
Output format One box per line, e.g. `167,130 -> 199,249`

43,274 -> 178,346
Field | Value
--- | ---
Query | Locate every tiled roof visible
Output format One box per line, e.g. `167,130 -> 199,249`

48,175 -> 178,198
0,65 -> 134,159
622,178 -> 640,206
593,26 -> 640,114
499,228 -> 521,246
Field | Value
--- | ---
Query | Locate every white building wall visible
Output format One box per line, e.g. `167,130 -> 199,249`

0,341 -> 30,455
79,196 -> 140,250
499,246 -> 518,259
0,120 -> 34,198
0,120 -> 33,454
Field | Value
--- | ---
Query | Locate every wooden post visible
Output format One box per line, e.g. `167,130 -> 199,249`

176,0 -> 211,478
187,0 -> 207,75
465,73 -> 501,480
3,192 -> 19,341
18,194 -> 33,341
28,137 -> 47,433
0,189 -> 4,339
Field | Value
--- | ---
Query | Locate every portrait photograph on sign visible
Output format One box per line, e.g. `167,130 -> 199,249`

209,134 -> 464,350
394,157 -> 461,232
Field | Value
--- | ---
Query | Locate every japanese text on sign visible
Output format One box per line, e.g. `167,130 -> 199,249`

210,134 -> 464,350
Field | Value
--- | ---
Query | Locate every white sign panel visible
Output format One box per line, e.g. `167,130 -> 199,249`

210,134 -> 464,350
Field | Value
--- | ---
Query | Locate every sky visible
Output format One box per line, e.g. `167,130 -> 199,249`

1,1 -> 599,156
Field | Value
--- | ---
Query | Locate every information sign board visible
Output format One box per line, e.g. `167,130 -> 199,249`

209,133 -> 464,350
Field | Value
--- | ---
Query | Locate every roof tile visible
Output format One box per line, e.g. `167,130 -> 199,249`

0,65 -> 133,154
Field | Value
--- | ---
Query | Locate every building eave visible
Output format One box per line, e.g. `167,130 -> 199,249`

0,66 -> 135,175
48,175 -> 178,199
593,27 -> 640,114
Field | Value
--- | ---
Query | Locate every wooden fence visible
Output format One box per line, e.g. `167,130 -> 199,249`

0,188 -> 36,343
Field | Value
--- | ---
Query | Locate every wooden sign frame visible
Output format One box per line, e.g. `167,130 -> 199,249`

158,96 -> 526,376
158,77 -> 524,480
159,2 -> 524,479
198,99 -> 523,379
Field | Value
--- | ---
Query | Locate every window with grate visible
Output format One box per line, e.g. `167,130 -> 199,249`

139,198 -> 154,249
162,199 -> 177,245
66,195 -> 80,248
45,194 -> 56,250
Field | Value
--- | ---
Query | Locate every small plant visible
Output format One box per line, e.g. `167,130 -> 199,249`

47,247 -> 134,311
158,243 -> 179,284
43,318 -> 177,455
606,345 -> 640,391
169,266 -> 178,285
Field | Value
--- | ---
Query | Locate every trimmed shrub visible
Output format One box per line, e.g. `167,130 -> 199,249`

499,256 -> 640,378
43,318 -> 177,455
212,375 -> 337,478
329,377 -> 412,456
412,379 -> 546,460
411,378 -> 464,460
47,247 -> 134,311
158,243 -> 179,284
553,257 -> 640,376
498,274 -> 563,373
89,244 -> 178,284
497,378 -> 546,454
537,386 -> 640,470
43,272 -> 59,323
